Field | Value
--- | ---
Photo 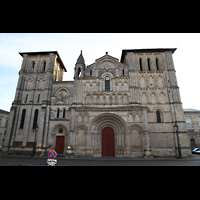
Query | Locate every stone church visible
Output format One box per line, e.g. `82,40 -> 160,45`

3,48 -> 192,158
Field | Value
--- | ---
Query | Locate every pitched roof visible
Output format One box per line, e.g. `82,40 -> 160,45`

76,50 -> 85,65
19,51 -> 67,72
183,108 -> 200,113
120,48 -> 177,63
95,52 -> 119,62
0,109 -> 9,114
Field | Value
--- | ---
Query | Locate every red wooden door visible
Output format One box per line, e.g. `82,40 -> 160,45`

102,127 -> 115,156
55,136 -> 65,155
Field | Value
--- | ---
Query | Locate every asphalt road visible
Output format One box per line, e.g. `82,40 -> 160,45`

0,154 -> 200,166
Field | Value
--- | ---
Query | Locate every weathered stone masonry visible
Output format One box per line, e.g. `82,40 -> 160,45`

3,49 -> 191,158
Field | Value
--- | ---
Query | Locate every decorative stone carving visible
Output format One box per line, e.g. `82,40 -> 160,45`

99,61 -> 115,70
56,89 -> 69,104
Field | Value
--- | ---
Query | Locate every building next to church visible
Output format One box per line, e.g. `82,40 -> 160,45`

0,109 -> 9,147
2,48 -> 192,158
184,109 -> 200,149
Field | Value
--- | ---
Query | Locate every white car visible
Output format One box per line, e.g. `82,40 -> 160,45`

192,148 -> 200,154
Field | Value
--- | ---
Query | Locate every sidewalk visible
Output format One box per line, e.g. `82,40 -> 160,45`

0,153 -> 199,161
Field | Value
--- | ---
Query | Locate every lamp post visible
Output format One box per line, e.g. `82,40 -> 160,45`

32,124 -> 39,157
174,123 -> 182,159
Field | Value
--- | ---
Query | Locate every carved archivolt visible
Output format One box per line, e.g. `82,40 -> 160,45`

88,113 -> 130,134
51,123 -> 68,135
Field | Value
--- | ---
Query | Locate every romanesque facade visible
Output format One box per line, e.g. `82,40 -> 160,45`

3,49 -> 192,157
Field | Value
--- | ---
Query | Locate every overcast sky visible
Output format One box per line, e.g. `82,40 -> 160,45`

0,33 -> 199,112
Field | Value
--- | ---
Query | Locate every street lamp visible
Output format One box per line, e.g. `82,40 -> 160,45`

32,124 -> 39,157
174,123 -> 182,159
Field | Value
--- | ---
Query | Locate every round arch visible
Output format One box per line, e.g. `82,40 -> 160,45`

88,113 -> 130,134
50,123 -> 69,153
153,107 -> 164,123
101,72 -> 114,79
128,124 -> 144,134
51,123 -> 68,136
54,87 -> 71,97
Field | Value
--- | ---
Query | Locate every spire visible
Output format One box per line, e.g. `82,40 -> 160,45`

76,50 -> 85,65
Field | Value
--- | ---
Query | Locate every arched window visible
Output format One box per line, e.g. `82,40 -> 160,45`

20,109 -> 26,129
32,61 -> 35,72
122,69 -> 125,75
105,76 -> 110,91
147,58 -> 151,71
57,109 -> 60,118
43,61 -> 46,72
33,109 -> 39,129
90,70 -> 92,76
156,110 -> 161,123
156,58 -> 159,71
63,109 -> 66,118
37,94 -> 40,103
25,94 -> 28,103
139,58 -> 143,71
77,67 -> 81,77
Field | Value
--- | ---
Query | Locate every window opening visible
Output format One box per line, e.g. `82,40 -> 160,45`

139,58 -> 143,71
58,128 -> 63,133
37,94 -> 40,103
25,94 -> 28,103
32,61 -> 35,72
105,76 -> 110,91
185,116 -> 193,129
33,109 -> 39,129
147,58 -> 151,71
57,109 -> 60,118
156,58 -> 159,71
156,110 -> 161,123
43,61 -> 46,72
78,67 -> 81,77
63,109 -> 66,118
20,109 -> 26,129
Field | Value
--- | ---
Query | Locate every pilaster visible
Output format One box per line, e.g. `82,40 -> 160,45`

142,107 -> 152,158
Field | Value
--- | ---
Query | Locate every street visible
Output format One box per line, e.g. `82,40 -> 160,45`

0,154 -> 200,166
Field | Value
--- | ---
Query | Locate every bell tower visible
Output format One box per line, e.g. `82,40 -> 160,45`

74,50 -> 85,78
3,51 -> 66,155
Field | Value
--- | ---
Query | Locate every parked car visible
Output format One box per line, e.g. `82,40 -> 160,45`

192,148 -> 200,154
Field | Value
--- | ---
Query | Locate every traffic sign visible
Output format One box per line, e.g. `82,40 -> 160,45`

47,159 -> 57,166
48,150 -> 57,159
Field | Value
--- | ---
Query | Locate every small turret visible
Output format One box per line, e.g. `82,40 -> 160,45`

74,50 -> 85,78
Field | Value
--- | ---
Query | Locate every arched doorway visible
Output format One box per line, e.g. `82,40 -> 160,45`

102,127 -> 115,156
55,136 -> 65,155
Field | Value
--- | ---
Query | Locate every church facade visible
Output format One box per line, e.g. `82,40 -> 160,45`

3,49 -> 192,157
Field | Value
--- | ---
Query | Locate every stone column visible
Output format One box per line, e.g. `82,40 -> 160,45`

69,107 -> 75,145
142,107 -> 152,158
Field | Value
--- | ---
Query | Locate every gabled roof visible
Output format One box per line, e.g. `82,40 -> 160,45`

95,53 -> 119,62
0,109 -> 9,114
19,51 -> 67,72
120,48 -> 177,63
